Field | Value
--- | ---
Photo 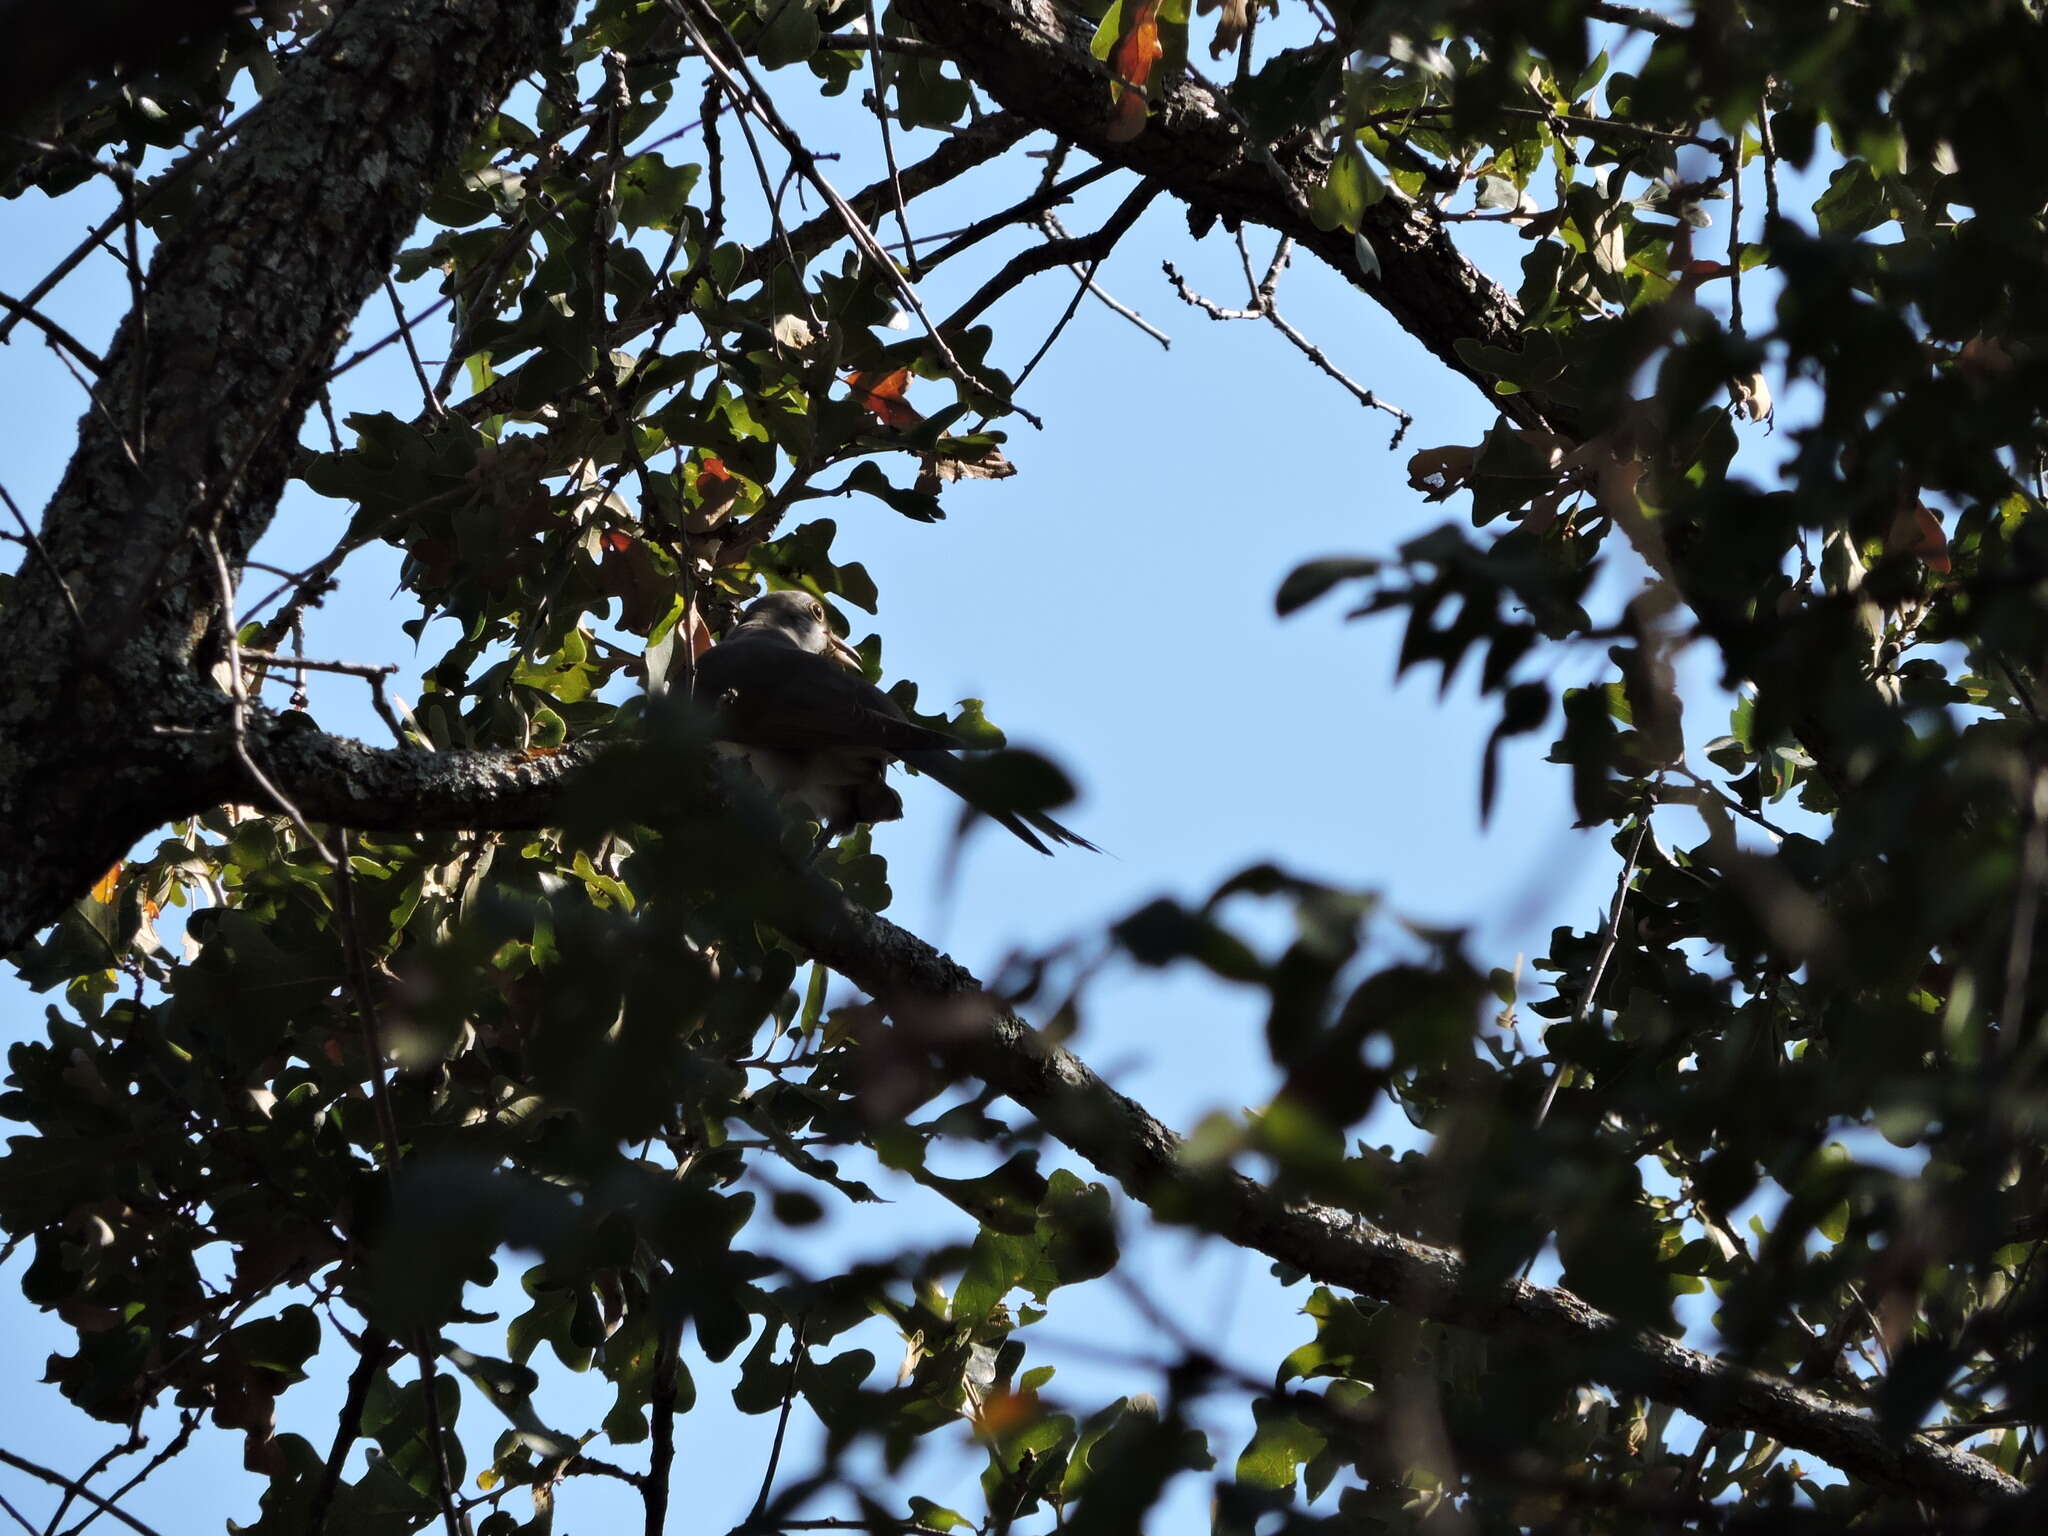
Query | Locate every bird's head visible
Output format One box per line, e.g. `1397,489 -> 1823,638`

731,590 -> 864,671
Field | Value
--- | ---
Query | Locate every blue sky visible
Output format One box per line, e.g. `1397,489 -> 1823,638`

0,14 -> 1812,1530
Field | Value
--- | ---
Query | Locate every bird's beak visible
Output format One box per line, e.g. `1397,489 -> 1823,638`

827,633 -> 864,673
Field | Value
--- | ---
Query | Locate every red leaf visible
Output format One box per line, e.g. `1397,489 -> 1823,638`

1106,1 -> 1165,141
846,368 -> 923,428
1910,504 -> 1951,573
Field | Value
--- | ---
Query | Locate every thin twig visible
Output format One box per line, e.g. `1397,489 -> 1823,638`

37,1428 -> 140,1536
1585,1 -> 1684,38
2,1489 -> 39,1536
1534,808 -> 1655,1128
327,291 -> 456,384
239,649 -> 410,744
863,0 -> 920,280
1757,88 -> 1782,230
1008,183 -> 1165,394
53,1415 -> 192,1536
204,531 -> 337,862
117,160 -> 146,457
49,344 -> 141,471
0,291 -> 105,372
0,479 -> 88,635
1036,210 -> 1170,348
748,1316 -> 808,1521
0,1452 -> 162,1536
0,106 -> 253,349
674,0 -> 1038,426
1162,258 -> 1412,442
312,1332 -> 390,1535
384,278 -> 446,420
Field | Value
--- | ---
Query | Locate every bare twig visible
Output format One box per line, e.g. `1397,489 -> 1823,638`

863,0 -> 921,279
1008,182 -> 1165,394
0,480 -> 88,636
814,30 -> 952,61
239,650 -> 411,745
1035,210 -> 1171,348
946,189 -> 1159,335
673,0 -> 1039,426
1758,90 -> 1782,230
0,1452 -> 162,1536
384,278 -> 446,421
312,1333 -> 390,1535
0,291 -> 105,372
37,1427 -> 141,1536
0,106 -> 253,349
326,290 -> 456,383
117,161 -> 147,457
748,1316 -> 809,1521
1534,807 -> 1656,1128
1162,257 -> 1413,443
2,1488 -> 40,1536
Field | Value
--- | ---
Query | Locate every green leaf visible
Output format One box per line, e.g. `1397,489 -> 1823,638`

753,0 -> 820,69
1310,143 -> 1385,234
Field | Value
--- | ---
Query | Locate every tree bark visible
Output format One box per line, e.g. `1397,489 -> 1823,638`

0,0 -> 577,951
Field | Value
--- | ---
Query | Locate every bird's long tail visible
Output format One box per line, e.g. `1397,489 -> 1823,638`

902,750 -> 1100,856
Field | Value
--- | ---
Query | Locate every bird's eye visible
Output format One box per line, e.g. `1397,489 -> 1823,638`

811,602 -> 825,619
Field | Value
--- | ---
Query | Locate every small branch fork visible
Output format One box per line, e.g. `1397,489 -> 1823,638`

1163,237 -> 1413,448
667,0 -> 1044,427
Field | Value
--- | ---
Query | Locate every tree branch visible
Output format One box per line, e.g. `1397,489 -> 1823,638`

783,890 -> 2026,1509
0,0 -> 577,951
893,0 -> 1554,430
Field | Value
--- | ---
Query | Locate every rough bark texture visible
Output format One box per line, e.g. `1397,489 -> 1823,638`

0,0 -> 577,950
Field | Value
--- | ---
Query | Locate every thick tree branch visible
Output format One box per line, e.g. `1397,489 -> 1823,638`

0,642 -> 2013,1507
893,0 -> 1553,431
0,0 -> 576,952
786,892 -> 2025,1510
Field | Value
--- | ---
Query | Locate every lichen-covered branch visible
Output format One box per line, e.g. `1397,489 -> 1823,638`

0,0 -> 576,952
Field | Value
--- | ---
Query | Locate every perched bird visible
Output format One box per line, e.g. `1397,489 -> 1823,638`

695,590 -> 1095,854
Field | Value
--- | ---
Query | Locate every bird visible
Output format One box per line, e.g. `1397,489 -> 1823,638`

694,590 -> 1096,854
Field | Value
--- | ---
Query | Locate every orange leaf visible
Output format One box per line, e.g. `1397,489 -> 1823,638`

1112,1 -> 1164,91
1903,503 -> 1951,573
846,368 -> 923,429
90,863 -> 121,905
1106,1 -> 1164,141
973,1388 -> 1041,1438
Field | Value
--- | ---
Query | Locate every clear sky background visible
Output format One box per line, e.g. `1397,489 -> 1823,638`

0,12 -> 1806,1530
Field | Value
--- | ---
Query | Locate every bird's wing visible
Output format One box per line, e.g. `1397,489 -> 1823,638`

697,638 -> 960,757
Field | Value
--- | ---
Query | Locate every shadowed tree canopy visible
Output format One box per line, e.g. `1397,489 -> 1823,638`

2,0 -> 2048,1531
